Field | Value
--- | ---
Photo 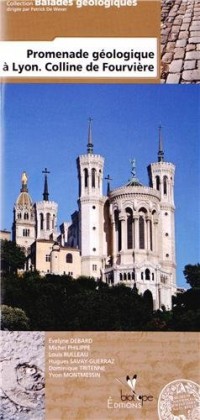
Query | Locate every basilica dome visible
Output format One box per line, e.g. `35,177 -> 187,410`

16,191 -> 33,209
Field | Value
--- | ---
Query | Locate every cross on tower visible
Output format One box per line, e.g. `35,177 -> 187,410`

158,125 -> 164,162
42,168 -> 50,175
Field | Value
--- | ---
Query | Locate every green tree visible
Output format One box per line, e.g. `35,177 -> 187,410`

170,265 -> 200,331
1,305 -> 30,330
1,240 -> 26,274
183,264 -> 200,288
170,307 -> 200,331
143,289 -> 154,314
76,276 -> 97,290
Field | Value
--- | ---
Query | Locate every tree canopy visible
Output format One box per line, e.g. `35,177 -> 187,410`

1,240 -> 26,274
183,264 -> 200,288
1,263 -> 200,332
1,273 -> 155,331
1,305 -> 30,330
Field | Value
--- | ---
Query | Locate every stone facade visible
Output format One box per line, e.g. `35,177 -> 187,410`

0,230 -> 11,241
12,125 -> 177,309
103,167 -> 176,310
12,173 -> 36,257
35,201 -> 58,241
30,240 -> 81,278
77,152 -> 106,278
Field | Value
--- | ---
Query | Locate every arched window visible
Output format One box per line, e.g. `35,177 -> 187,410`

24,212 -> 29,220
124,273 -> 127,281
163,176 -> 168,195
40,213 -> 44,230
126,208 -> 133,249
91,168 -> 96,188
128,272 -> 131,280
115,210 -> 121,252
120,273 -> 123,281
132,270 -> 135,280
17,213 -> 22,219
145,269 -> 150,280
139,207 -> 147,214
98,170 -> 101,188
141,272 -> 144,280
150,220 -> 153,251
152,273 -> 154,280
139,216 -> 145,249
66,253 -> 73,263
46,213 -> 50,230
156,176 -> 160,191
23,229 -> 30,237
52,214 -> 55,229
84,168 -> 88,188
143,290 -> 153,312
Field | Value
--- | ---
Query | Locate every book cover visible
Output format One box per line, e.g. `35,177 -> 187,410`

0,1 -> 199,419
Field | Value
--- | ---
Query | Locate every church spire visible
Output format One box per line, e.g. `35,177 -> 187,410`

87,117 -> 93,154
20,172 -> 28,192
158,125 -> 164,162
105,174 -> 112,195
42,168 -> 50,201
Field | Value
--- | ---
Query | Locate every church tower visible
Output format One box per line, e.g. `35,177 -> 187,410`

12,172 -> 36,256
77,119 -> 106,278
148,127 -> 176,295
35,169 -> 58,240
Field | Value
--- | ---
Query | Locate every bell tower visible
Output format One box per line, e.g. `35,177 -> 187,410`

12,172 -> 36,256
77,119 -> 106,278
35,168 -> 58,240
148,127 -> 176,293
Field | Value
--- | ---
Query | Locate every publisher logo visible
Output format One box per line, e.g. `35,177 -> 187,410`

158,379 -> 200,420
107,373 -> 154,410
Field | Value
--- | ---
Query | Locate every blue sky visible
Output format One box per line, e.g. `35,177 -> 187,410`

1,84 -> 199,287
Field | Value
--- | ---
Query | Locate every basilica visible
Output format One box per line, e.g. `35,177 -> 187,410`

12,122 -> 177,309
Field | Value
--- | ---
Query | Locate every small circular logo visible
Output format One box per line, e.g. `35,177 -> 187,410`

158,379 -> 200,420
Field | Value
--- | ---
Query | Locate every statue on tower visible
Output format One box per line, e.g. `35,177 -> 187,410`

130,159 -> 136,178
127,158 -> 142,187
21,172 -> 28,192
21,172 -> 28,185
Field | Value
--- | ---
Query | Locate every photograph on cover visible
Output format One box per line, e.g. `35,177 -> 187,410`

1,84 -> 199,332
161,0 -> 200,83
